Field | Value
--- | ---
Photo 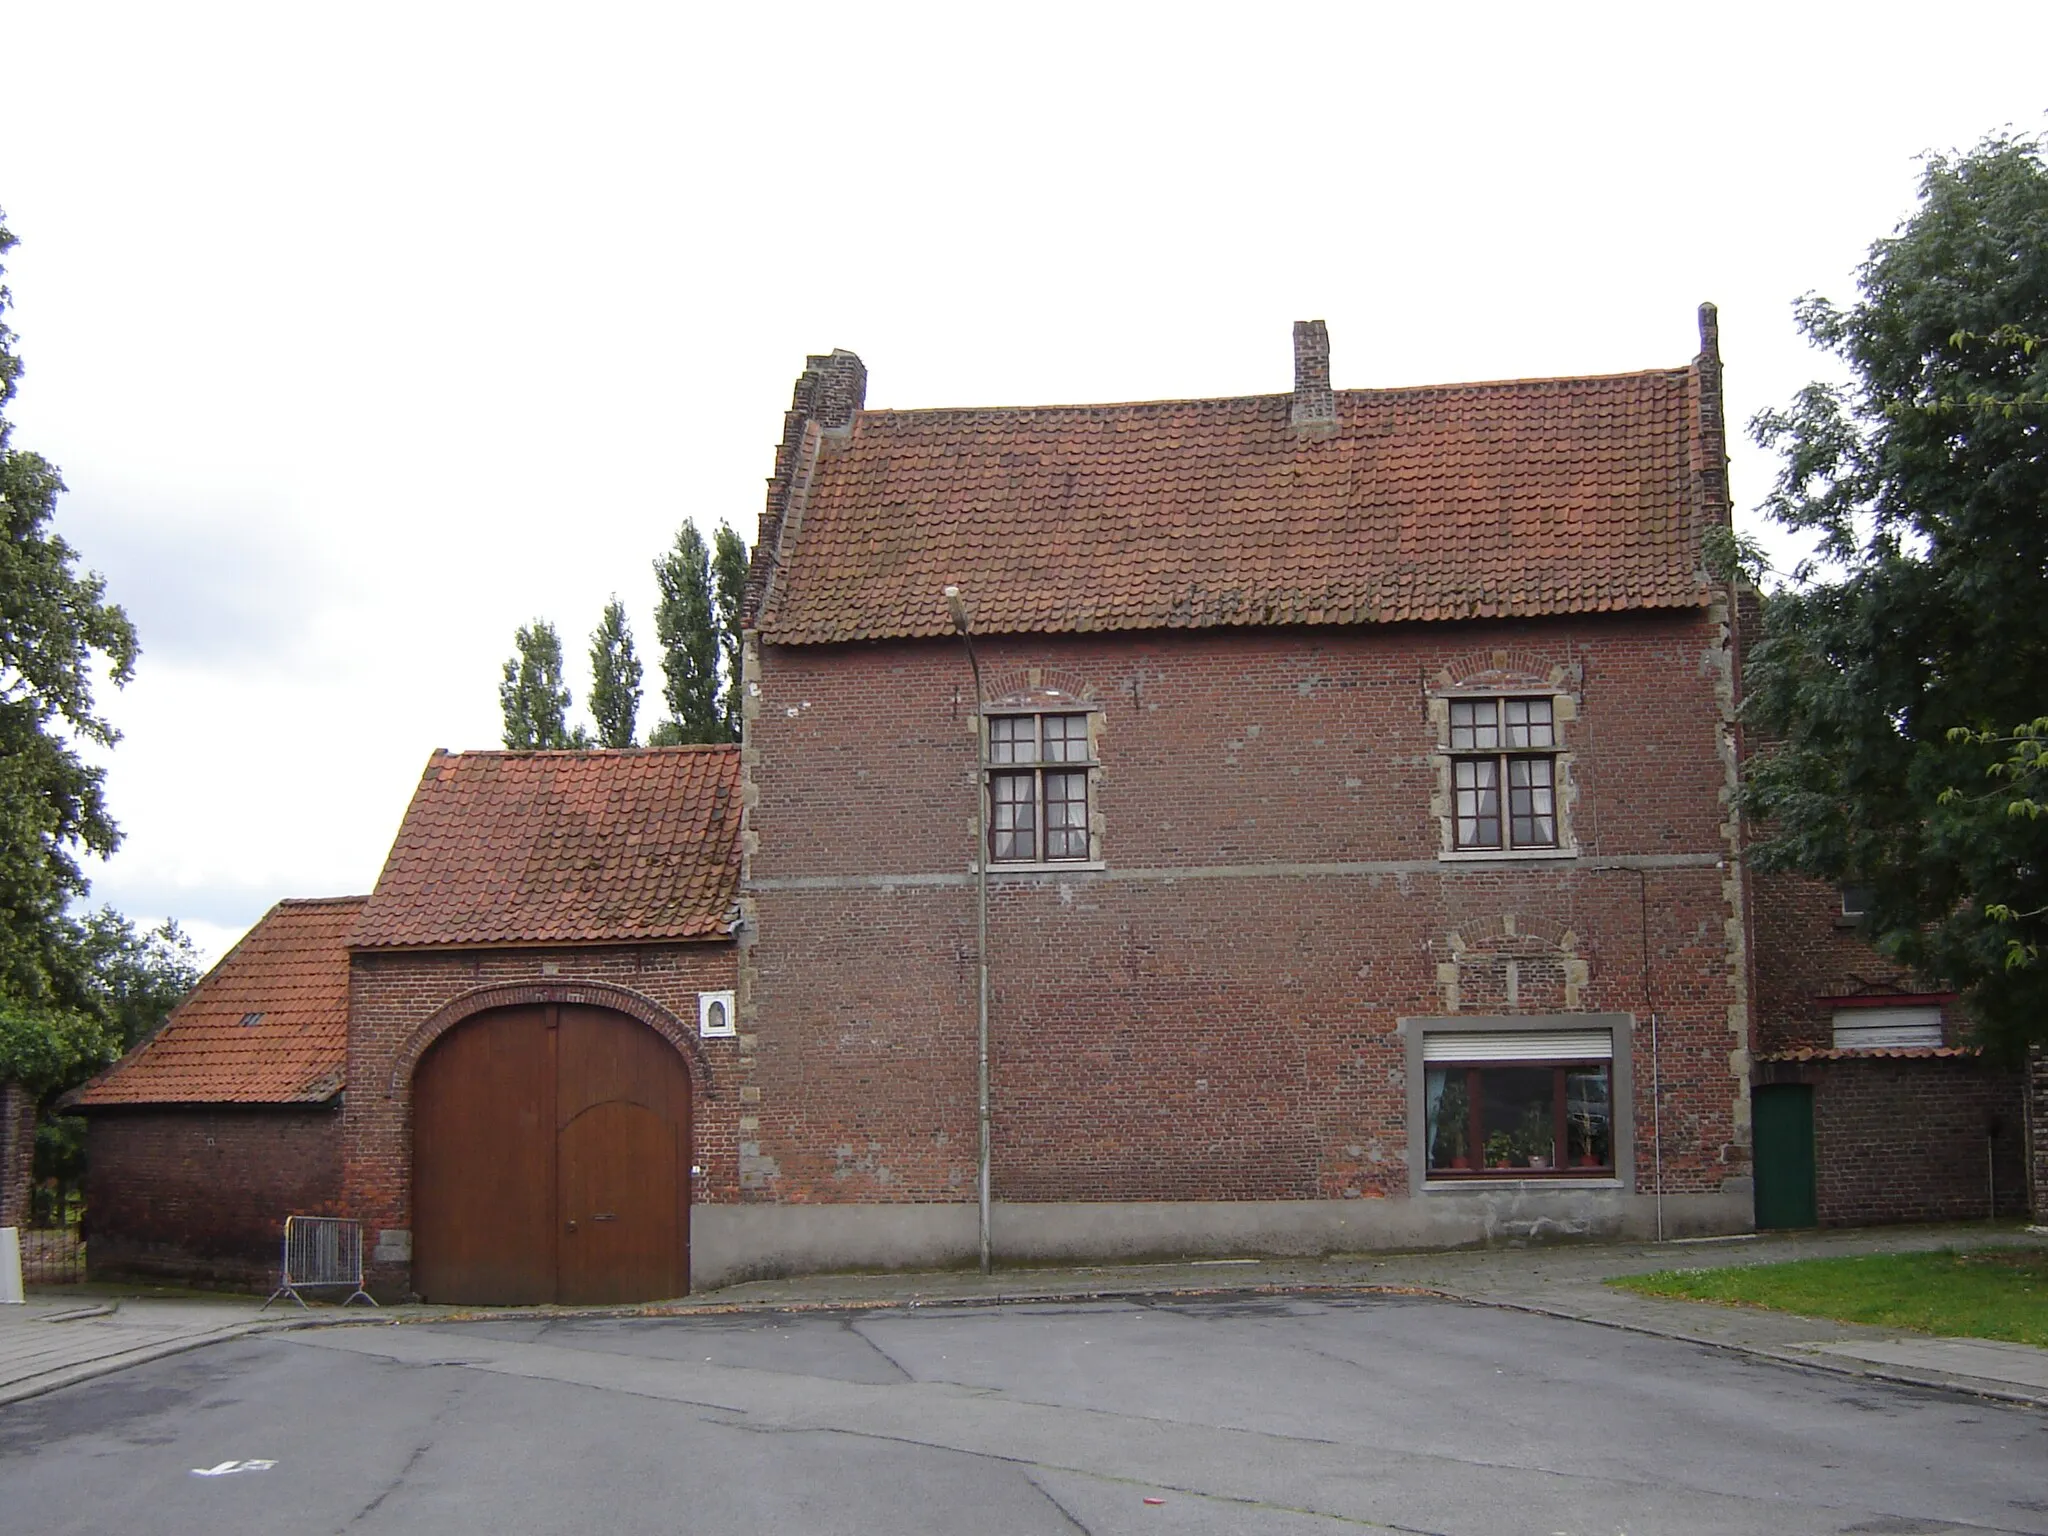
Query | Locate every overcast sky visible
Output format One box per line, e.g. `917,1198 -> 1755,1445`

7,3 -> 2047,965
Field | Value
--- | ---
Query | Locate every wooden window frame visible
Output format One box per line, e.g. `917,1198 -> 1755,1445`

1422,1059 -> 1615,1179
985,711 -> 1096,865
1448,696 -> 1561,853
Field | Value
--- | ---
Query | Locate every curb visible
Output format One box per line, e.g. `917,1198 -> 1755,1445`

7,1274 -> 2043,1416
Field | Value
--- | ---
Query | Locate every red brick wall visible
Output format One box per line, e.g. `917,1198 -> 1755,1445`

1759,1056 -> 2028,1225
84,1106 -> 342,1289
342,942 -> 738,1295
1750,871 -> 1927,1054
741,611 -> 1753,1211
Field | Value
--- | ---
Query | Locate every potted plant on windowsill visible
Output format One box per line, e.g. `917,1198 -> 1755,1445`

1484,1130 -> 1515,1170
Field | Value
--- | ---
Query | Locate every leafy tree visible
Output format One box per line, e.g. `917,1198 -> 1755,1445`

712,524 -> 749,738
499,619 -> 588,749
652,523 -> 721,743
587,597 -> 642,749
0,210 -> 139,1073
77,910 -> 200,1053
1743,133 -> 2048,1057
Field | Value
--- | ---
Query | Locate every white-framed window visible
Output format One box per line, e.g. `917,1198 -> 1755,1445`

986,711 -> 1094,864
1830,1005 -> 1942,1051
697,990 -> 737,1039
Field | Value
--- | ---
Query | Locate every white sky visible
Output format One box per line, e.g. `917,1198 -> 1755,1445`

6,2 -> 2046,965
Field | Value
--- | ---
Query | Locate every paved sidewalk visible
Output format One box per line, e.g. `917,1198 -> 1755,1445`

4,1223 -> 2042,1410
0,1292 -> 322,1407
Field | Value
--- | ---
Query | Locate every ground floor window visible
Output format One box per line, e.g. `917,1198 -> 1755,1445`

1420,1027 -> 1614,1177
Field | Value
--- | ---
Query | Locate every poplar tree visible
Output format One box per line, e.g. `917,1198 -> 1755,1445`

651,523 -> 721,743
712,524 -> 749,739
587,597 -> 642,749
498,620 -> 585,749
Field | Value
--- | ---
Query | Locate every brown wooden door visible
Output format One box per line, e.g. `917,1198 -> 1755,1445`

411,1003 -> 690,1305
555,1004 -> 690,1304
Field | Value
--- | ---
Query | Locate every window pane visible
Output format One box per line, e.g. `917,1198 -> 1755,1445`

989,715 -> 1037,765
1425,1067 -> 1475,1172
1507,756 -> 1556,847
1044,770 -> 1089,859
1565,1066 -> 1611,1169
1449,698 -> 1498,751
990,773 -> 1036,860
1043,714 -> 1089,763
1454,757 -> 1501,848
1478,1065 -> 1558,1170
1504,697 -> 1554,748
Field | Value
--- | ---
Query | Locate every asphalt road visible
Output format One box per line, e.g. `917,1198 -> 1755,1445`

2,1294 -> 2043,1535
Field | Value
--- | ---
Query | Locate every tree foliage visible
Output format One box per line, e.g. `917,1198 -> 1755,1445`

712,524 -> 749,738
1743,134 -> 2048,1057
499,619 -> 587,749
587,597 -> 642,749
0,209 -> 149,1098
0,911 -> 199,1092
652,523 -> 722,744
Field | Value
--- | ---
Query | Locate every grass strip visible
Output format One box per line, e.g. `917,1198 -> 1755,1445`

1608,1247 -> 2048,1348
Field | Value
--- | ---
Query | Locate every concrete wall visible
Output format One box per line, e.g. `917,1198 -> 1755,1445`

85,1105 -> 343,1290
691,1192 -> 1753,1288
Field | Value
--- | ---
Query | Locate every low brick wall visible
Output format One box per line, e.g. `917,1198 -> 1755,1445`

84,1104 -> 344,1290
1759,1056 -> 2028,1226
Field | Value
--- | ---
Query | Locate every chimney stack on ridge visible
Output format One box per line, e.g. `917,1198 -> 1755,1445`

1290,320 -> 1337,438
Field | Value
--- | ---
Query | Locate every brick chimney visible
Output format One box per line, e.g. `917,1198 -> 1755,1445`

1291,320 -> 1337,438
745,348 -> 868,626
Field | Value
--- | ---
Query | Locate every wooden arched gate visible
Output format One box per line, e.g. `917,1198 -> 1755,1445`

412,1003 -> 692,1305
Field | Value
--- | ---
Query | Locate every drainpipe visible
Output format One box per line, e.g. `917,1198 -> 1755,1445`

944,587 -> 992,1276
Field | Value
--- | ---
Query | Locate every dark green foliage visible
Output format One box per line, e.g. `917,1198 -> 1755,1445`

653,523 -> 722,743
0,209 -> 146,1093
712,524 -> 749,738
1744,135 -> 2048,1057
499,619 -> 588,749
587,597 -> 642,749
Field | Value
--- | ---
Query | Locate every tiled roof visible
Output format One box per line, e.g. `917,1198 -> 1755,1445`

1759,1047 -> 1983,1063
352,746 -> 742,949
757,368 -> 1713,644
68,897 -> 363,1107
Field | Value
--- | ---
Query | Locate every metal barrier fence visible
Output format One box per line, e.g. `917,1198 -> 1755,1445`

19,1220 -> 86,1284
261,1216 -> 378,1310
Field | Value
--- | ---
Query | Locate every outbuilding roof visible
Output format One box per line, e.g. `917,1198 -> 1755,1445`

352,745 -> 742,950
69,896 -> 363,1107
755,343 -> 1723,645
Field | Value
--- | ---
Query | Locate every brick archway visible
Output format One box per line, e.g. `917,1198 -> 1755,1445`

385,980 -> 715,1100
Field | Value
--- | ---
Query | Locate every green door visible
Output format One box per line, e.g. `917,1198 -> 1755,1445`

1752,1083 -> 1817,1229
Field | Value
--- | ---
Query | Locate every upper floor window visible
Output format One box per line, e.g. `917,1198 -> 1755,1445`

988,712 -> 1093,863
1449,697 -> 1559,851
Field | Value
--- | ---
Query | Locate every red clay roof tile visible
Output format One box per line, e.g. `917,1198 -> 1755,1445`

757,370 -> 1713,644
69,896 -> 363,1107
351,746 -> 742,949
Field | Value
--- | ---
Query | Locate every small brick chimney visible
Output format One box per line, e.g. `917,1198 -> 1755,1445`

1291,320 -> 1337,438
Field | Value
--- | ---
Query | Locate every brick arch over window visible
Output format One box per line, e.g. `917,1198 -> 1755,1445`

981,664 -> 1101,708
384,980 -> 716,1100
1431,648 -> 1579,694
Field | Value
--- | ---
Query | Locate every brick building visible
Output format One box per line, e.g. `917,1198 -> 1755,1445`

1746,865 -> 2029,1227
73,310 -> 2038,1304
726,310 -> 1760,1277
342,745 -> 742,1302
68,896 -> 360,1288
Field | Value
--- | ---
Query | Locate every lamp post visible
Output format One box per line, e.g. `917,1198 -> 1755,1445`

944,586 -> 992,1276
